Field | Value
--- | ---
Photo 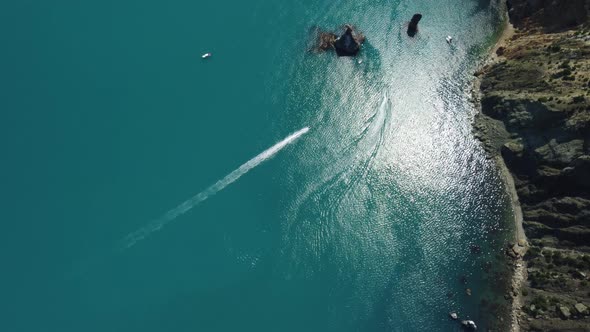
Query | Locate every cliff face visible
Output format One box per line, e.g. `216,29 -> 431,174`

476,2 -> 590,330
507,0 -> 589,32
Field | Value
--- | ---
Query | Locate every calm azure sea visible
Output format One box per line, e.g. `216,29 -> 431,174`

0,0 -> 512,331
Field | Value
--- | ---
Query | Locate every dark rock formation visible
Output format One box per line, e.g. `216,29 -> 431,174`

313,25 -> 365,56
407,14 -> 422,37
333,26 -> 362,56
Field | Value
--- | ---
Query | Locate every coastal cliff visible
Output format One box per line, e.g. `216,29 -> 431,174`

475,1 -> 590,330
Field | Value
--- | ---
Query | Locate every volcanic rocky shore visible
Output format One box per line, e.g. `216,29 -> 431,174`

474,1 -> 590,330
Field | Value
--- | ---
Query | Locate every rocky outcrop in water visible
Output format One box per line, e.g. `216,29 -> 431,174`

334,26 -> 361,56
475,2 -> 590,330
407,14 -> 422,37
313,25 -> 365,56
316,31 -> 337,51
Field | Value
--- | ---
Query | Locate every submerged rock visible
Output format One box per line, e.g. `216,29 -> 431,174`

470,244 -> 482,254
459,275 -> 468,284
407,14 -> 422,37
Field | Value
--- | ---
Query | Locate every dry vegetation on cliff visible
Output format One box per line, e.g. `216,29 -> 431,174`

475,1 -> 590,331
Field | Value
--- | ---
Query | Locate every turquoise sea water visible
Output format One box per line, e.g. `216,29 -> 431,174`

1,0 -> 512,331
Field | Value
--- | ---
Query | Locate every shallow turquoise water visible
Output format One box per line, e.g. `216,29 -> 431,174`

1,0 -> 511,331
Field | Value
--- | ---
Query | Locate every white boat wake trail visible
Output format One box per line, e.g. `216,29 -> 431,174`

122,127 -> 310,248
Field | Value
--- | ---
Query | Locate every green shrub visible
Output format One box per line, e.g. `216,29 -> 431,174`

559,60 -> 571,69
573,95 -> 585,103
526,247 -> 541,260
552,69 -> 572,78
531,296 -> 549,310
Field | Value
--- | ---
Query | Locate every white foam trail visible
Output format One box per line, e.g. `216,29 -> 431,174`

121,127 -> 309,248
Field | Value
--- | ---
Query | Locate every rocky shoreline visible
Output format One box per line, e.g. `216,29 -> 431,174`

473,1 -> 590,330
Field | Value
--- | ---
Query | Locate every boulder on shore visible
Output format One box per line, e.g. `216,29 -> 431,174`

574,303 -> 588,315
559,306 -> 571,319
407,14 -> 422,37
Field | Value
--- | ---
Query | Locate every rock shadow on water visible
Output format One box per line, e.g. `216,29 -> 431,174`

358,41 -> 382,70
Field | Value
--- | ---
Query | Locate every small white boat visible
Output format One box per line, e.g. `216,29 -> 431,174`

202,53 -> 212,59
446,36 -> 453,44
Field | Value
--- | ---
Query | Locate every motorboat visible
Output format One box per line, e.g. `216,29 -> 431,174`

202,53 -> 212,59
446,36 -> 453,44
